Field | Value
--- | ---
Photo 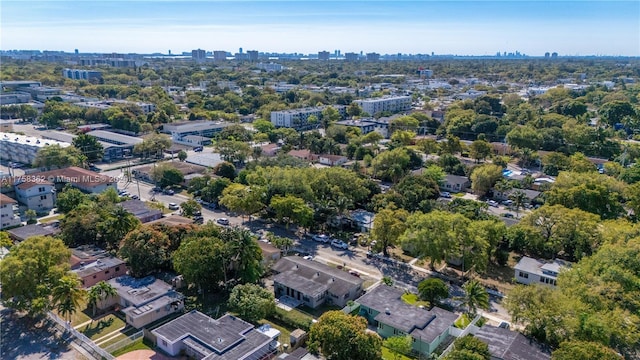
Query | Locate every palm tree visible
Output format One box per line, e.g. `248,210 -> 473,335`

87,281 -> 117,317
508,190 -> 528,218
224,228 -> 263,284
462,280 -> 489,316
101,207 -> 140,250
52,275 -> 86,323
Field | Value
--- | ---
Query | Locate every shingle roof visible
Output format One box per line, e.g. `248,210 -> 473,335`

271,257 -> 363,297
7,224 -> 58,241
356,285 -> 458,343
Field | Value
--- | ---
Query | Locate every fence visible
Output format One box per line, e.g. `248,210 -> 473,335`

438,314 -> 482,359
103,330 -> 143,355
47,312 -> 115,360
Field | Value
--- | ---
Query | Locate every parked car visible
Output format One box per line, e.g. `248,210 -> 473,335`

487,200 -> 499,207
502,200 -> 513,206
503,213 -> 515,218
348,270 -> 361,277
168,203 -> 179,210
193,146 -> 203,152
303,255 -> 314,260
163,188 -> 175,195
441,191 -> 452,198
131,195 -> 139,200
216,218 -> 229,225
152,187 -> 162,192
193,215 -> 204,224
498,322 -> 510,329
312,234 -> 330,243
331,239 -> 348,250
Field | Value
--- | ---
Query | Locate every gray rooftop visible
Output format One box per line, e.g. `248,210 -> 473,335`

118,200 -> 163,221
86,130 -> 143,145
272,257 -> 363,297
356,285 -> 458,343
108,276 -> 173,307
73,256 -> 125,279
164,121 -> 232,133
445,174 -> 470,185
152,311 -> 272,360
474,325 -> 550,360
7,224 -> 58,242
514,256 -> 569,279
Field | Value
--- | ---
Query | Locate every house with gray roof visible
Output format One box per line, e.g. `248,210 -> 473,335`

118,199 -> 163,223
442,174 -> 471,193
356,284 -> 459,357
152,310 -> 280,359
514,256 -> 569,287
474,325 -> 550,360
271,256 -> 364,309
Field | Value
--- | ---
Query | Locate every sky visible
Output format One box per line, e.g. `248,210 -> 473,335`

1,1 -> 639,56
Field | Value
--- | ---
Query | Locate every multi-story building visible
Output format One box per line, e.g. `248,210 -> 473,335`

70,245 -> 128,288
14,179 -> 56,212
257,62 -> 284,72
76,100 -> 155,114
213,50 -> 227,61
153,311 -> 280,359
34,166 -> 118,194
0,132 -> 71,165
514,256 -> 569,287
270,105 -> 346,130
0,193 -> 21,229
161,121 -> 233,144
247,50 -> 259,61
85,130 -> 143,156
0,92 -> 31,105
366,52 -> 380,61
62,69 -> 103,81
318,51 -> 330,60
191,49 -> 206,62
354,95 -> 412,116
344,52 -> 359,62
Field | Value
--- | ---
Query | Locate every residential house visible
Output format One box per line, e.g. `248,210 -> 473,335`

70,245 -> 128,288
14,178 -> 56,211
442,175 -> 471,193
152,311 -> 280,360
6,223 -> 59,242
258,241 -> 281,266
35,167 -> 118,194
148,215 -> 195,226
346,209 -> 375,233
271,256 -> 364,309
118,199 -> 163,223
493,189 -> 541,203
287,149 -> 313,161
0,193 -> 21,229
335,120 -> 377,135
356,285 -> 458,357
317,154 -> 348,167
474,325 -> 551,360
514,256 -> 569,287
103,276 -> 184,329
260,143 -> 281,157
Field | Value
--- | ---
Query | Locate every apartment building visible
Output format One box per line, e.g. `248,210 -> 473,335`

0,193 -> 21,229
354,95 -> 412,116
14,179 -> 56,211
0,133 -> 71,165
270,105 -> 346,130
71,245 -> 127,288
62,69 -> 103,81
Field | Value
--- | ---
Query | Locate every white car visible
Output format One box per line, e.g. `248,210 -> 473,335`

331,239 -> 348,250
303,255 -> 314,260
168,203 -> 179,210
487,200 -> 499,207
216,218 -> 230,226
312,234 -> 330,243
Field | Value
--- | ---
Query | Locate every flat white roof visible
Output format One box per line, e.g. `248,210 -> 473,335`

0,132 -> 71,148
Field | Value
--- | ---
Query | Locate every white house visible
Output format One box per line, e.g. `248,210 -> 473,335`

152,311 -> 280,359
14,179 -> 56,211
0,193 -> 21,229
354,95 -> 411,116
514,256 -> 569,287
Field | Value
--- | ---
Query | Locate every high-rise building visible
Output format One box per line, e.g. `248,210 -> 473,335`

213,51 -> 227,61
239,47 -> 243,54
247,50 -> 259,61
62,68 -> 103,81
354,96 -> 412,116
366,53 -> 380,61
191,49 -> 206,62
318,51 -> 330,60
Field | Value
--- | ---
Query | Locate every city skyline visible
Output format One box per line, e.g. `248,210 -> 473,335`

1,1 -> 639,57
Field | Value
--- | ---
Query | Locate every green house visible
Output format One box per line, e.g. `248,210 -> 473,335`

356,285 -> 458,357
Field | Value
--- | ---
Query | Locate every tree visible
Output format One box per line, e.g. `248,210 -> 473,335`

213,161 -> 236,180
268,233 -> 294,256
33,144 -> 85,170
133,133 -> 171,158
390,115 -> 419,134
308,311 -> 382,360
269,195 -> 314,229
228,284 -> 276,323
87,281 -> 117,317
626,182 -> 640,219
59,203 -> 103,247
371,206 -> 408,257
542,152 -> 570,176
56,185 -> 90,213
384,336 -> 412,360
506,126 -> 542,150
72,134 -> 104,163
219,184 -> 265,223
469,140 -> 492,163
177,149 -> 187,162
462,280 -> 489,316
599,100 -> 637,126
252,119 -> 276,133
321,106 -> 341,129
418,278 -> 449,307
0,236 -> 71,317
222,227 -> 264,284
508,190 -> 528,218
444,335 -> 491,360
569,152 -> 597,173
52,274 -> 86,322
371,147 -> 411,183
98,206 -> 140,250
25,209 -> 37,224
173,236 -> 227,292
552,341 -> 621,360
151,163 -> 184,188
118,226 -> 171,277
470,164 -> 503,197
180,199 -> 202,218
0,231 -> 12,248
216,140 -> 251,164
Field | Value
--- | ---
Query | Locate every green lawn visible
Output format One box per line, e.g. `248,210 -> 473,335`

401,293 -> 430,308
110,338 -> 153,357
56,307 -> 91,327
80,314 -> 126,340
97,327 -> 140,348
454,313 -> 472,329
39,214 -> 64,223
258,319 -> 291,347
299,303 -> 341,318
382,346 -> 416,360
